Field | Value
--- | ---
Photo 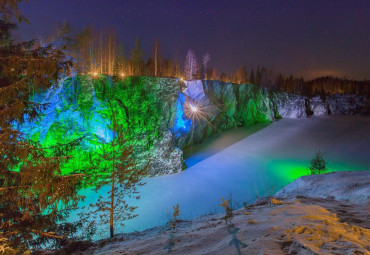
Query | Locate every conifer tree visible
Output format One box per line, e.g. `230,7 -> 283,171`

249,69 -> 255,84
113,45 -> 126,76
130,38 -> 144,76
0,2 -> 83,252
309,150 -> 327,175
255,65 -> 262,86
82,101 -> 149,238
55,21 -> 74,50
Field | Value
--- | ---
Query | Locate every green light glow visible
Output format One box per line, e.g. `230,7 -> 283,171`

20,75 -> 165,177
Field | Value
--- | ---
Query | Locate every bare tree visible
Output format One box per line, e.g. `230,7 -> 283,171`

202,53 -> 210,80
153,39 -> 160,76
184,49 -> 198,80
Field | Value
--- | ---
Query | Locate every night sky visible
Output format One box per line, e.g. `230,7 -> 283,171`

18,0 -> 369,80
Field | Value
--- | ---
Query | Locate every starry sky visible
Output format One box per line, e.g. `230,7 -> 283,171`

18,0 -> 369,80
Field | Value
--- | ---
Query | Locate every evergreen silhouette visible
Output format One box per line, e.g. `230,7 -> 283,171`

0,2 -> 83,252
309,150 -> 327,175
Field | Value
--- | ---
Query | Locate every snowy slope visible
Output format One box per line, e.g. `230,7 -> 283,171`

73,171 -> 370,255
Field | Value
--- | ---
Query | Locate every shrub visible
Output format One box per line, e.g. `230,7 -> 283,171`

219,198 -> 233,224
171,204 -> 181,229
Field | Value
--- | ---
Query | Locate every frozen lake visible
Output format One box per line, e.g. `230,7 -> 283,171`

183,122 -> 270,167
72,116 -> 370,239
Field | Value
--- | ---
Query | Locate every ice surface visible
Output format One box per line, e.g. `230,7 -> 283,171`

70,116 -> 370,239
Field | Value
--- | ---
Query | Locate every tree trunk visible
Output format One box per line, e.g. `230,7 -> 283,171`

110,109 -> 116,238
100,32 -> 103,74
154,42 -> 158,76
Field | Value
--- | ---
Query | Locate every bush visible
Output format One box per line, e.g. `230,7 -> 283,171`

219,198 -> 233,224
171,204 -> 180,229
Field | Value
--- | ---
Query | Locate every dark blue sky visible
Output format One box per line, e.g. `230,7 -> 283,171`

18,0 -> 369,79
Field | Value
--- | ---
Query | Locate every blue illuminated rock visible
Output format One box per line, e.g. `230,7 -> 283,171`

17,76 -> 369,175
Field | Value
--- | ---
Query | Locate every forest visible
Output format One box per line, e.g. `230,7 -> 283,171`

41,22 -> 369,96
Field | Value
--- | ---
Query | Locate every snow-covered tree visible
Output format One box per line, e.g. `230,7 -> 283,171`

184,49 -> 198,80
202,53 -> 210,80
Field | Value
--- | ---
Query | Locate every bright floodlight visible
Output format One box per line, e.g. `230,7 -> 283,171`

180,77 -> 184,81
120,73 -> 125,77
93,72 -> 98,76
190,105 -> 197,112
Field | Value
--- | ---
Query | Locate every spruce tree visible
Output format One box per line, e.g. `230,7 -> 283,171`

131,38 -> 144,75
309,150 -> 327,175
0,2 -> 83,252
249,69 -> 255,84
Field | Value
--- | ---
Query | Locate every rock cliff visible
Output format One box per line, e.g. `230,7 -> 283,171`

18,76 -> 369,176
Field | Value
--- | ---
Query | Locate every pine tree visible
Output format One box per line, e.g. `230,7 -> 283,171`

309,150 -> 327,175
55,21 -> 74,52
130,38 -> 144,76
0,4 -> 83,252
113,45 -> 126,76
249,69 -> 255,84
74,26 -> 93,73
82,101 -> 149,238
255,65 -> 262,86
0,0 -> 29,23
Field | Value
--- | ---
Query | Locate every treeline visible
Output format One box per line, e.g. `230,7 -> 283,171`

50,22 -> 182,77
48,22 -> 369,96
206,66 -> 370,96
274,74 -> 369,96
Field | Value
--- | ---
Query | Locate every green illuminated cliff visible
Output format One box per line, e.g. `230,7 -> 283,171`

17,76 -> 368,176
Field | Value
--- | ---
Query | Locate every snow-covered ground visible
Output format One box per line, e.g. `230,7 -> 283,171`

71,116 -> 370,239
74,171 -> 370,255
276,170 -> 370,204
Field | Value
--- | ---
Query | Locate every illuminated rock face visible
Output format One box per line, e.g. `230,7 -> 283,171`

18,76 -> 182,176
17,76 -> 368,175
309,96 -> 328,116
149,131 -> 183,175
274,92 -> 307,119
307,94 -> 370,116
327,94 -> 370,115
182,80 -> 277,146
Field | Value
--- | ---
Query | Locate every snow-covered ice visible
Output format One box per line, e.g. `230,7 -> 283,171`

71,116 -> 370,239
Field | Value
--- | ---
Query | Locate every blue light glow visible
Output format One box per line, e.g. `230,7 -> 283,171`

173,91 -> 192,138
